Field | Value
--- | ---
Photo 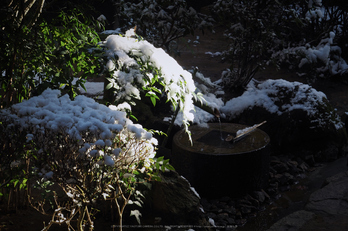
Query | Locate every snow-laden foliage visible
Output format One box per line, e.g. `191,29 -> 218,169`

101,28 -> 202,141
173,70 -> 225,128
115,0 -> 213,50
273,31 -> 348,78
1,88 -> 157,169
221,79 -> 344,130
0,88 -> 173,229
213,0 -> 348,86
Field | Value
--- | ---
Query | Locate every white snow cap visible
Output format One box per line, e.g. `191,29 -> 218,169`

103,28 -> 197,125
220,79 -> 343,130
3,88 -> 157,148
221,79 -> 326,117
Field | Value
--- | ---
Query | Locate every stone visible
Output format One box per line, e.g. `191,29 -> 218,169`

245,194 -> 260,207
253,191 -> 266,203
218,212 -> 229,218
206,212 -> 217,220
225,207 -> 237,215
279,185 -> 291,192
284,172 -> 295,184
237,199 -> 252,206
216,219 -> 227,226
287,160 -> 298,167
240,205 -> 256,215
147,170 -> 211,229
226,217 -> 236,225
299,162 -> 309,171
216,202 -> 228,209
200,197 -> 211,210
306,171 -> 348,215
261,189 -> 271,200
272,162 -> 289,174
266,210 -> 315,231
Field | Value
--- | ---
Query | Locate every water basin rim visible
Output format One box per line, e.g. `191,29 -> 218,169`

178,144 -> 270,156
173,123 -> 270,155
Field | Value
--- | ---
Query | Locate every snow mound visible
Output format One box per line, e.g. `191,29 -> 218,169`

1,88 -> 157,166
221,79 -> 343,130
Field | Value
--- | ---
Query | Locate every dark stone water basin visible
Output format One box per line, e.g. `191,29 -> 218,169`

171,123 -> 270,198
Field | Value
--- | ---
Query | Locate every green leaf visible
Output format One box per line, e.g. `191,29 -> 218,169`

130,114 -> 138,121
105,82 -> 113,90
156,156 -> 164,162
166,164 -> 175,171
150,96 -> 156,106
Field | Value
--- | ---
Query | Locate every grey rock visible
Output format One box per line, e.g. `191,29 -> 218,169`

225,206 -> 237,215
274,163 -> 289,173
253,191 -> 266,203
306,171 -> 348,215
149,171 -> 211,229
226,217 -> 235,225
217,212 -> 229,219
266,210 -> 315,231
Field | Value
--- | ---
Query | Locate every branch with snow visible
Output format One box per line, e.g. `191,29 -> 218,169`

101,28 -> 202,141
272,32 -> 348,78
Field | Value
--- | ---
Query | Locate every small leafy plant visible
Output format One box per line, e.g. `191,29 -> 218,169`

0,89 -> 174,230
0,8 -> 102,108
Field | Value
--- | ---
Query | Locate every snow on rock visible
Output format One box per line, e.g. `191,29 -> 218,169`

221,79 -> 342,130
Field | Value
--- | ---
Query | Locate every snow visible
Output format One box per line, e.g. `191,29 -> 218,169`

236,124 -> 259,137
101,28 -> 197,131
174,92 -> 224,127
44,171 -> 54,179
221,79 -> 325,117
101,28 -> 122,35
190,187 -> 201,199
205,51 -> 222,57
104,155 -> 115,167
221,78 -> 343,130
208,218 -> 216,227
273,31 -> 348,76
97,14 -> 107,22
1,88 -> 157,167
180,176 -> 201,199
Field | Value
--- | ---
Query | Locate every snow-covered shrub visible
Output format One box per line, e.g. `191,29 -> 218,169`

270,1 -> 348,79
0,88 -> 172,229
221,79 -> 347,158
221,79 -> 340,125
272,31 -> 348,79
101,28 -> 203,141
115,0 -> 213,51
213,0 -> 348,85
